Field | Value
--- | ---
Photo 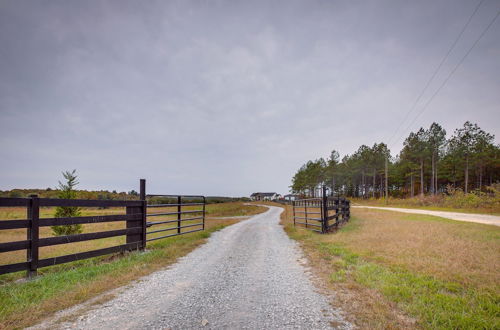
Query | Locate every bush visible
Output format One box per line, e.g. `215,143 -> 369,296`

443,184 -> 500,210
8,191 -> 22,198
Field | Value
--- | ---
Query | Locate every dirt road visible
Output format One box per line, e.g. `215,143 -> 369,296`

32,205 -> 350,329
352,206 -> 500,226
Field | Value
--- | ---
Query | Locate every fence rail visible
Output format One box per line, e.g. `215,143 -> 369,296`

292,186 -> 350,233
0,179 -> 206,278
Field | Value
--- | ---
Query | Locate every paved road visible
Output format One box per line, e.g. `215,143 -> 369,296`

35,205 -> 350,330
353,206 -> 500,226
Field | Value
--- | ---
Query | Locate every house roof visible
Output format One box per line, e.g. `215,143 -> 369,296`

251,192 -> 277,197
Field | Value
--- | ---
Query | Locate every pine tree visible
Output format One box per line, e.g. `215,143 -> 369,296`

51,170 -> 83,236
426,123 -> 446,194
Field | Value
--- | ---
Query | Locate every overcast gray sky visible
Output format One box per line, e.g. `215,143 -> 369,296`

1,0 -> 499,196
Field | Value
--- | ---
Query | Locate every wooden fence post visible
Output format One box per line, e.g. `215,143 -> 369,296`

27,194 -> 39,278
322,185 -> 327,233
177,196 -> 181,234
140,179 -> 146,250
304,201 -> 308,229
335,197 -> 340,229
126,180 -> 144,251
202,196 -> 206,231
346,199 -> 351,222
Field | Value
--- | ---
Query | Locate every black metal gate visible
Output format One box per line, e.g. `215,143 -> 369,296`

292,186 -> 350,233
145,194 -> 206,242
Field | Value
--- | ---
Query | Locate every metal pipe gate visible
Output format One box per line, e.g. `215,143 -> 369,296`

145,194 -> 206,242
292,186 -> 350,233
138,179 -> 206,242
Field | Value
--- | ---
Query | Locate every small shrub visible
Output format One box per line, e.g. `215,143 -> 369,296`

8,191 -> 22,198
443,185 -> 495,209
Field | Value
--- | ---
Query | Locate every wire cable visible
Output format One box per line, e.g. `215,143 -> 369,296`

386,0 -> 486,147
393,8 -> 500,146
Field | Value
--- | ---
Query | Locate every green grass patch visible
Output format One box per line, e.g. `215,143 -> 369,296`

320,241 -> 500,329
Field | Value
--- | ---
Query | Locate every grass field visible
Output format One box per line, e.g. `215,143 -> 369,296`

279,204 -> 500,329
0,202 -> 267,329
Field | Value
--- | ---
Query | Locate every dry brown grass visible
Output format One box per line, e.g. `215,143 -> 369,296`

0,207 -> 127,266
332,209 -> 499,290
281,205 -> 500,290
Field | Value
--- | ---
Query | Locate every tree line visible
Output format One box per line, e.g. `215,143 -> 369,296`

0,187 -> 139,200
291,122 -> 499,198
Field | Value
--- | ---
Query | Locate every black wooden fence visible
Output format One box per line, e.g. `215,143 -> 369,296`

0,179 -> 205,277
292,186 -> 350,233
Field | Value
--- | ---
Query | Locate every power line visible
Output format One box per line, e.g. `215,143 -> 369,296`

393,8 -> 500,146
386,0 -> 486,147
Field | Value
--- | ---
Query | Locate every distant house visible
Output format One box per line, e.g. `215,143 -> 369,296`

250,192 -> 278,201
284,194 -> 300,201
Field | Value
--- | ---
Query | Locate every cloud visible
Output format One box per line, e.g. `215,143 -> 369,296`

0,0 -> 499,195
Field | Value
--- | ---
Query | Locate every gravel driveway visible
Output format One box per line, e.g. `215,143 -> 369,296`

352,206 -> 500,226
33,205 -> 350,330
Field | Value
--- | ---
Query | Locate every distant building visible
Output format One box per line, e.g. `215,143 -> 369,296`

250,192 -> 278,201
283,194 -> 300,201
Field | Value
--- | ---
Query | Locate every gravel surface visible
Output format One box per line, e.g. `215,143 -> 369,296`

34,205 -> 350,330
352,205 -> 500,226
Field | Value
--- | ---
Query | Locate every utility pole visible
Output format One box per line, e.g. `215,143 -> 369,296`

385,156 -> 389,205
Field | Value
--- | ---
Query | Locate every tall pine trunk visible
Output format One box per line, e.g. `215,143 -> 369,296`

465,155 -> 469,194
385,157 -> 388,203
372,168 -> 376,198
479,165 -> 483,192
380,174 -> 384,198
362,170 -> 366,198
420,158 -> 424,196
435,160 -> 438,194
431,152 -> 435,195
410,174 -> 414,198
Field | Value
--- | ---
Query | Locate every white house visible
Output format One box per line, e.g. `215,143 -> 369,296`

250,192 -> 278,201
284,194 -> 300,201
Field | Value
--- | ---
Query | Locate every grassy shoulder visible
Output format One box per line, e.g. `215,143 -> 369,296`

278,204 -> 500,329
0,203 -> 266,329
